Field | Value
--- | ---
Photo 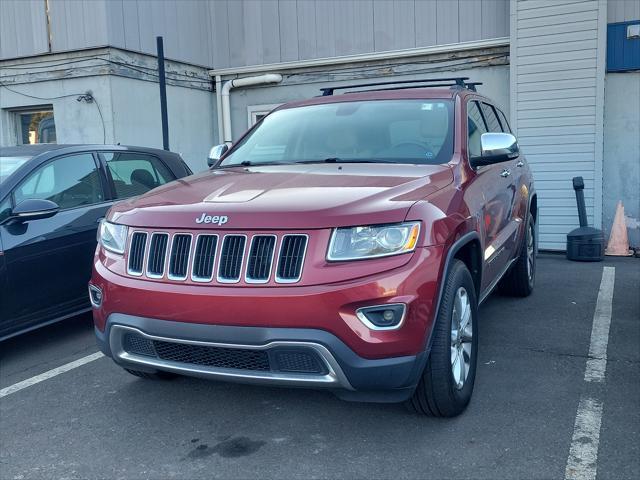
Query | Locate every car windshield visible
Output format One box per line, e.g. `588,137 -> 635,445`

220,99 -> 454,167
0,156 -> 31,184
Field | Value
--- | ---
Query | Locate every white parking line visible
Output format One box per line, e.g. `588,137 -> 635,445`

584,266 -> 616,382
565,397 -> 604,480
564,266 -> 616,480
0,351 -> 104,399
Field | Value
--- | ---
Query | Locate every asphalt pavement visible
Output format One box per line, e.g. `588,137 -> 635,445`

0,253 -> 638,479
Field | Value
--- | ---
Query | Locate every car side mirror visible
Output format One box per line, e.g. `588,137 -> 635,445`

8,199 -> 59,223
207,143 -> 231,168
470,133 -> 520,168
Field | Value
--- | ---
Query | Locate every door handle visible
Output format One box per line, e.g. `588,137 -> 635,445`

516,160 -> 525,167
500,169 -> 511,178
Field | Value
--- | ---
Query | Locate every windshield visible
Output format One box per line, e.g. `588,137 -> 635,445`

220,100 -> 454,167
0,156 -> 31,184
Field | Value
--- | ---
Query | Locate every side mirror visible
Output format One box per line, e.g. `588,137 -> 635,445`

8,199 -> 59,223
470,133 -> 520,168
207,143 -> 230,168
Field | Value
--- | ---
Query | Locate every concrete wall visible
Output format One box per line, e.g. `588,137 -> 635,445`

603,72 -> 640,247
109,76 -> 216,172
0,76 -> 215,174
0,76 -> 115,146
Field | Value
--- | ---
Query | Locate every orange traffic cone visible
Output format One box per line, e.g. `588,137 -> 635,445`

605,201 -> 633,256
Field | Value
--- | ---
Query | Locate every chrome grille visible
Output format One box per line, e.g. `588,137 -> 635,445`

168,234 -> 192,280
127,232 -> 147,275
277,235 -> 308,282
246,235 -> 276,282
126,231 -> 308,284
191,235 -> 218,281
146,233 -> 169,278
218,235 -> 246,283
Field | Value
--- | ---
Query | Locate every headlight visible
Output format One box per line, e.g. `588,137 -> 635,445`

99,220 -> 128,254
327,222 -> 420,261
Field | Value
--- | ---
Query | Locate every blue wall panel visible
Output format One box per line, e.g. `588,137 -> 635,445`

607,21 -> 640,72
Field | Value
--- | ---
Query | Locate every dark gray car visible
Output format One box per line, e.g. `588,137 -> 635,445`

0,144 -> 192,340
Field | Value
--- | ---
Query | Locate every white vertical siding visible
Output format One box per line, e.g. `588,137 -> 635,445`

511,0 -> 607,250
608,0 -> 640,22
0,0 -> 48,58
1,0 -> 510,66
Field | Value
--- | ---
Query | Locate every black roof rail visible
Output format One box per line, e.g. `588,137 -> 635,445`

319,77 -> 482,96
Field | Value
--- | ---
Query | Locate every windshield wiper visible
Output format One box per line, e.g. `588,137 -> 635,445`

219,160 -> 296,168
296,158 -> 395,164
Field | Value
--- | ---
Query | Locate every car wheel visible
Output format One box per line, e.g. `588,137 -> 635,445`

500,215 -> 536,297
124,368 -> 177,380
408,259 -> 478,417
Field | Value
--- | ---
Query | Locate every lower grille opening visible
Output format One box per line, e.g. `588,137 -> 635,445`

153,340 -> 270,371
121,333 -> 328,376
123,332 -> 156,357
272,350 -> 327,374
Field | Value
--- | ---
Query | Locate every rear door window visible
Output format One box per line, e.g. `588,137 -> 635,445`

496,109 -> 512,133
104,152 -> 174,198
14,153 -> 105,210
481,103 -> 503,133
467,101 -> 487,158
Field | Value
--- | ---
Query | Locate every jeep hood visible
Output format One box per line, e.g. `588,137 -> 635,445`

108,163 -> 453,229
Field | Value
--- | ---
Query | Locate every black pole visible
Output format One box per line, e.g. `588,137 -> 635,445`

156,36 -> 169,150
572,176 -> 588,227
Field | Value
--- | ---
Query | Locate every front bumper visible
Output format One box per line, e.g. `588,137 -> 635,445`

97,314 -> 428,402
92,245 -> 444,401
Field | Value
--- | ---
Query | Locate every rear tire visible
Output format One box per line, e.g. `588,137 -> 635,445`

407,260 -> 478,417
500,215 -> 536,297
124,368 -> 177,380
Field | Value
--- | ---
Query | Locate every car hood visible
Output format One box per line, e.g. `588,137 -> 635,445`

108,163 -> 453,229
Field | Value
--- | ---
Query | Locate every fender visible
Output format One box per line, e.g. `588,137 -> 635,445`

421,231 -> 481,355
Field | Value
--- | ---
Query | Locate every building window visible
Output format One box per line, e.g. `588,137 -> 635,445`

247,104 -> 281,127
15,107 -> 57,144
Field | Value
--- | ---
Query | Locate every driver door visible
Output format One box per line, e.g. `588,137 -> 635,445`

1,152 -> 111,334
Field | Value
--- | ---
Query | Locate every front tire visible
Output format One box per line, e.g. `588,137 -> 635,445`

408,260 -> 478,417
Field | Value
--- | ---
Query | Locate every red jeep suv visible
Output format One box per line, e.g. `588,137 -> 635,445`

91,78 -> 536,416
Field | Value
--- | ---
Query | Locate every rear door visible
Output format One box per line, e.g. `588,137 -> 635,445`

1,152 -> 111,335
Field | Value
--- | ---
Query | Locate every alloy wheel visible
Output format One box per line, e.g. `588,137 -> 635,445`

450,286 -> 473,390
527,223 -> 535,281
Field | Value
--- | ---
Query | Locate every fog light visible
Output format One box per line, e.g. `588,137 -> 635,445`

88,284 -> 103,308
356,303 -> 406,330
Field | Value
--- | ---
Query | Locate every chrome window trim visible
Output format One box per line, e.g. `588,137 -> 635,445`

274,233 -> 309,284
145,232 -> 170,279
216,234 -> 248,284
355,303 -> 407,331
190,234 -> 219,283
244,234 -> 278,284
167,232 -> 194,281
109,325 -> 354,390
126,231 -> 148,277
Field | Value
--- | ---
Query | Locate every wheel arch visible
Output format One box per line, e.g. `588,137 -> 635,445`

433,232 -> 482,329
419,231 -> 482,359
